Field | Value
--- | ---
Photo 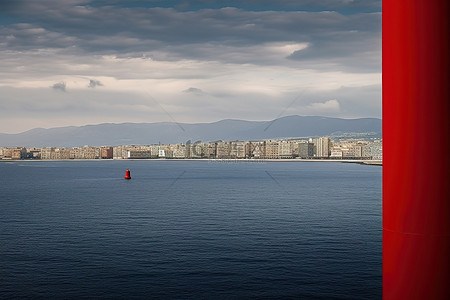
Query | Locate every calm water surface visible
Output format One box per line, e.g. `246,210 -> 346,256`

0,160 -> 382,299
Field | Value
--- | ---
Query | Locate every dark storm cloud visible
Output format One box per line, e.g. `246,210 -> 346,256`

0,2 -> 381,72
52,81 -> 66,92
88,0 -> 381,13
288,28 -> 381,72
237,0 -> 381,10
0,0 -> 89,11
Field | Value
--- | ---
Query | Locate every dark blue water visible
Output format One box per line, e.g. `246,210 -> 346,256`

0,160 -> 382,299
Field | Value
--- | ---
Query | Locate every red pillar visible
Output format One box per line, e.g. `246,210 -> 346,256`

383,1 -> 450,299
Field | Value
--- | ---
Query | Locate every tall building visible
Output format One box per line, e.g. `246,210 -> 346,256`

298,142 -> 314,158
312,137 -> 331,157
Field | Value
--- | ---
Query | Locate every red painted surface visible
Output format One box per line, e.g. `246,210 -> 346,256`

124,169 -> 131,179
383,1 -> 450,299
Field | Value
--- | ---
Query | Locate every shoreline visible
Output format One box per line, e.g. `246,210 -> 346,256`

0,158 -> 382,165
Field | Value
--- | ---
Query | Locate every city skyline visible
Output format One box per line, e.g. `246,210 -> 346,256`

0,135 -> 383,161
0,0 -> 381,134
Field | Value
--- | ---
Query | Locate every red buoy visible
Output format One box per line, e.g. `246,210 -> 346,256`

124,169 -> 131,179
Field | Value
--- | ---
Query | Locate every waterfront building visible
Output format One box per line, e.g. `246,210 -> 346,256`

127,150 -> 155,159
189,143 -> 205,158
78,146 -> 100,159
124,145 -> 157,159
264,140 -> 279,159
245,141 -> 259,158
349,144 -> 364,157
40,147 -> 56,160
362,140 -> 382,160
11,147 -> 27,160
172,144 -> 187,158
101,146 -> 114,159
2,136 -> 381,161
312,137 -> 331,157
0,147 -> 27,160
204,143 -> 216,158
330,150 -> 343,158
216,141 -> 231,158
159,145 -> 173,158
278,140 -> 297,158
113,145 -> 128,159
27,147 -> 42,159
0,147 -> 13,159
298,142 -> 314,158
53,147 -> 71,159
230,141 -> 246,158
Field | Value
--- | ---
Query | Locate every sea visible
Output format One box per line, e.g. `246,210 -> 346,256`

0,160 -> 382,299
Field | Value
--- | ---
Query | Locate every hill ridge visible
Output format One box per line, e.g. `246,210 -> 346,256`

0,115 -> 382,147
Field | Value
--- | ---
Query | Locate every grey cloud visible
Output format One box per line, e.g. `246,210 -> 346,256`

0,0 -> 89,12
88,79 -> 103,88
0,81 -> 381,134
0,86 -> 195,133
0,23 -> 78,51
0,0 -> 380,11
95,0 -> 380,11
1,5 -> 381,72
0,86 -> 160,117
183,87 -> 204,94
4,4 -> 378,42
52,81 -> 66,91
288,28 -> 381,72
284,84 -> 381,118
242,0 -> 381,9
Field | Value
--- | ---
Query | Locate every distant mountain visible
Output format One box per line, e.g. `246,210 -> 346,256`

0,115 -> 381,147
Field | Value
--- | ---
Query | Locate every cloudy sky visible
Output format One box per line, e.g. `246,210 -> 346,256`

0,0 -> 381,134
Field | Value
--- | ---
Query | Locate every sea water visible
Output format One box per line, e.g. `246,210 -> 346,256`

0,160 -> 382,299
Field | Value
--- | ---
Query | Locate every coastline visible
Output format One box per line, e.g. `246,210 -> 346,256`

0,158 -> 382,165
